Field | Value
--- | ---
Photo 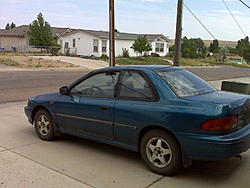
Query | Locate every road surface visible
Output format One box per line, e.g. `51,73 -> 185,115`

0,66 -> 250,103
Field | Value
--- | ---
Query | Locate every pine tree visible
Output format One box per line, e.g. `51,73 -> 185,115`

28,13 -> 54,49
5,23 -> 10,30
209,39 -> 220,53
10,22 -> 16,29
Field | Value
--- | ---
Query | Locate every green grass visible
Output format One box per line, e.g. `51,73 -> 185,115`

0,58 -> 20,66
116,57 -> 171,65
163,57 -> 250,68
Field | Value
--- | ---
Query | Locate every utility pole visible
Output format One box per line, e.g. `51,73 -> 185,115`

109,0 -> 115,67
173,0 -> 183,67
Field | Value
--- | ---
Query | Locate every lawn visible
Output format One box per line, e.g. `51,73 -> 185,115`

116,57 -> 171,65
115,56 -> 250,68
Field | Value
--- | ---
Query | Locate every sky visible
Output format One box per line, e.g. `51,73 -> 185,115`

0,0 -> 250,41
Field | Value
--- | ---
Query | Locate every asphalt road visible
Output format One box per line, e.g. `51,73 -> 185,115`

0,66 -> 250,103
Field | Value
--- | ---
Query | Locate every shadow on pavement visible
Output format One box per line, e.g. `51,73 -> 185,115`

55,134 -> 243,179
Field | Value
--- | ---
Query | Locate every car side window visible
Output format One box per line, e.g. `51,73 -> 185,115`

71,72 -> 119,98
118,71 -> 155,100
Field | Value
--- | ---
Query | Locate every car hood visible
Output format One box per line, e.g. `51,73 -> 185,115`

185,91 -> 250,108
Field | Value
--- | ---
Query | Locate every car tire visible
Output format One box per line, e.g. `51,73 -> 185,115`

140,130 -> 181,175
34,109 -> 55,141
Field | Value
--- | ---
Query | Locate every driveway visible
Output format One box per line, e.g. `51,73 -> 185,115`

0,102 -> 249,188
31,56 -> 109,70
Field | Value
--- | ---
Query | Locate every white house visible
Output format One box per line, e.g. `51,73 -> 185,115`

0,25 -> 169,56
58,29 -> 169,57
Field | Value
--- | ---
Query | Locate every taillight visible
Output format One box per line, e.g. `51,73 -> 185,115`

201,117 -> 238,131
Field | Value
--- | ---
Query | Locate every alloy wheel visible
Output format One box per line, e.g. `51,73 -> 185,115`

146,137 -> 173,168
37,115 -> 50,136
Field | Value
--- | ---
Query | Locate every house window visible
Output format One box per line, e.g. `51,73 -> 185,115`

155,43 -> 164,52
93,39 -> 99,52
102,40 -> 107,53
73,39 -> 76,48
64,42 -> 69,49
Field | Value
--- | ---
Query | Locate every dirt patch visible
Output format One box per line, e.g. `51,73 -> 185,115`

0,55 -> 80,69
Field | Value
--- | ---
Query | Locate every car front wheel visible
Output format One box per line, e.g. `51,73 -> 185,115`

34,109 -> 55,141
140,130 -> 181,175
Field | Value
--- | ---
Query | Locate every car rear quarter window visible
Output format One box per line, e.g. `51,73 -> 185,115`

157,69 -> 216,97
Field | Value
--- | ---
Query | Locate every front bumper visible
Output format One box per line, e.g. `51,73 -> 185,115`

24,106 -> 33,124
176,124 -> 250,160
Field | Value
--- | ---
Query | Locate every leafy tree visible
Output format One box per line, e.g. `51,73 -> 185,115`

10,22 -> 16,29
209,39 -> 220,53
219,47 -> 230,62
181,37 -> 207,58
235,37 -> 250,63
131,36 -> 152,56
236,37 -> 249,56
228,47 -> 238,54
241,44 -> 250,63
28,13 -> 55,49
5,22 -> 16,30
5,23 -> 10,30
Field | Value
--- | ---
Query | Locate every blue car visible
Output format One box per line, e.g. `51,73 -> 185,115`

25,65 -> 250,175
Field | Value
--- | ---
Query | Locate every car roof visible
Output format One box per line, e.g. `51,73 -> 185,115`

94,65 -> 180,73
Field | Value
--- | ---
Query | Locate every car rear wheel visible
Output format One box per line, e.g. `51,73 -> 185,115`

34,109 -> 55,141
140,130 -> 181,175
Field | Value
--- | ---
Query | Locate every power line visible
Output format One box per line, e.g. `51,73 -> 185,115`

221,0 -> 247,37
183,3 -> 216,40
239,0 -> 250,10
229,1 -> 250,18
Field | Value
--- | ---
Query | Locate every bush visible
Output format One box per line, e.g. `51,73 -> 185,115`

100,54 -> 109,60
151,53 -> 160,57
122,49 -> 130,58
165,52 -> 173,58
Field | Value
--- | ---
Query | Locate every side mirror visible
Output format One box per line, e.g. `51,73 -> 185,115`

59,86 -> 70,95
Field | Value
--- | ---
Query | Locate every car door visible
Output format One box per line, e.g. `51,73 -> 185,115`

56,71 -> 120,140
114,70 -> 159,148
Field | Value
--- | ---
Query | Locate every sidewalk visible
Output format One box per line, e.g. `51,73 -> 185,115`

209,77 -> 250,90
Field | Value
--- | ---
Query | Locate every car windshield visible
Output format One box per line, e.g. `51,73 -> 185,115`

157,68 -> 216,97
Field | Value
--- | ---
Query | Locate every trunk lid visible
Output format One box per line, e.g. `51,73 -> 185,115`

186,91 -> 250,128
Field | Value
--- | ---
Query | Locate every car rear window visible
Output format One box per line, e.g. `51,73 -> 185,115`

157,69 -> 216,97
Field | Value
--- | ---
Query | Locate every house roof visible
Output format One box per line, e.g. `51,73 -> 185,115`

0,25 -> 71,37
0,25 -> 168,42
76,29 -> 169,41
227,56 -> 243,60
0,25 -> 28,37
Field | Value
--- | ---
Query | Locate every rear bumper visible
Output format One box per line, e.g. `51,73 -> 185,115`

24,106 -> 33,124
176,124 -> 250,160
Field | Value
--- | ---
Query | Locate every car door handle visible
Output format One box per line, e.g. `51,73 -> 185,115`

100,106 -> 108,110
